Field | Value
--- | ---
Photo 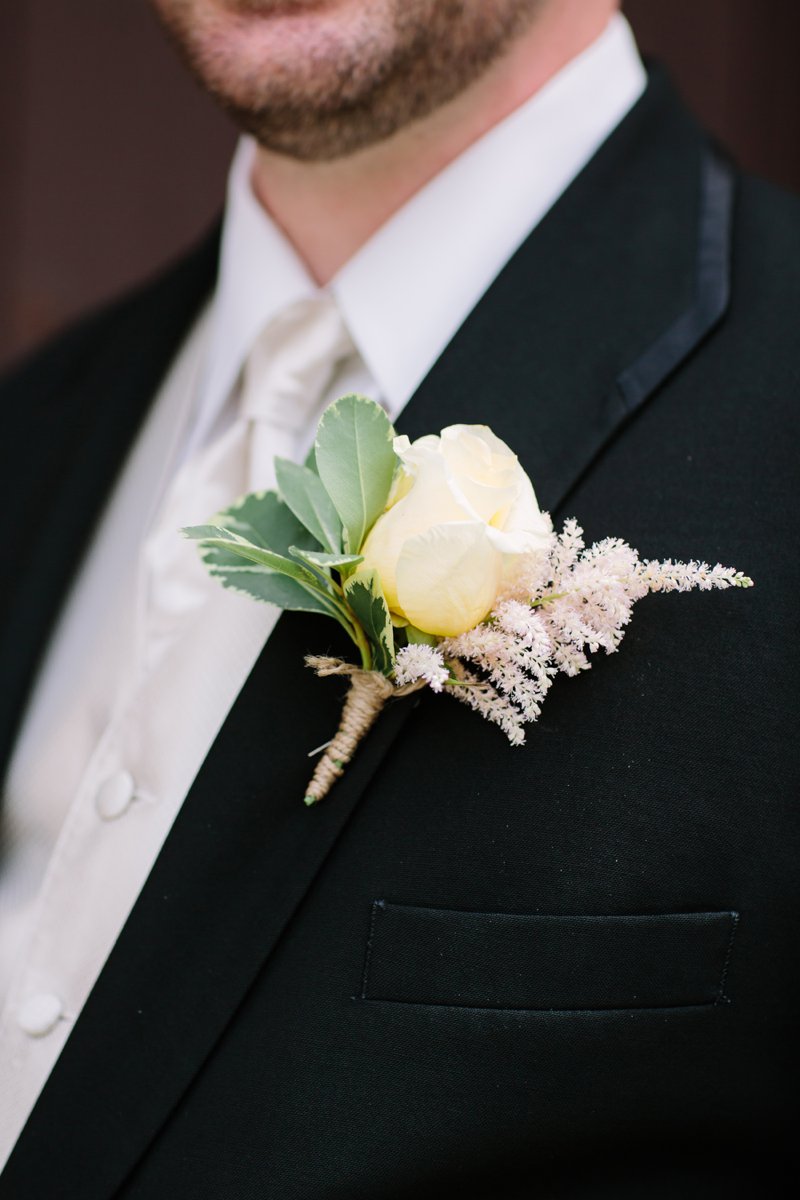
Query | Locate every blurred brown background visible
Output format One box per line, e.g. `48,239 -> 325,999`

2,0 -> 799,370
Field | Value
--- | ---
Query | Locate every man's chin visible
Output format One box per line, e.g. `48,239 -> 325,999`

151,0 -> 401,158
150,0 -> 544,161
151,0 -> 385,92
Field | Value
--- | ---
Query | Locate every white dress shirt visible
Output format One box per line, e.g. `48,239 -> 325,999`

0,14 -> 645,1165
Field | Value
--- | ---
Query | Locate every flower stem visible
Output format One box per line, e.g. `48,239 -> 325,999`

304,667 -> 393,803
530,591 -> 568,607
350,616 -> 373,671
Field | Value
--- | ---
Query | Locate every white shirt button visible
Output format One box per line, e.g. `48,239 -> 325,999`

17,992 -> 64,1037
95,769 -> 136,821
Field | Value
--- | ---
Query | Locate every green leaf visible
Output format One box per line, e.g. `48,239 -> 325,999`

223,489 -> 320,556
201,565 -> 341,617
184,496 -> 353,622
304,444 -> 318,474
344,568 -> 395,676
183,523 -> 232,542
289,547 -> 364,570
275,458 -> 342,553
191,490 -> 320,565
405,625 -> 440,647
315,394 -> 397,554
185,525 -> 325,590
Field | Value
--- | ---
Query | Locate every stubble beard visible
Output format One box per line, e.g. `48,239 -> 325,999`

151,0 -> 544,161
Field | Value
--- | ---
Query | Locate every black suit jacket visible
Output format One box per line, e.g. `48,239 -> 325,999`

1,70 -> 798,1199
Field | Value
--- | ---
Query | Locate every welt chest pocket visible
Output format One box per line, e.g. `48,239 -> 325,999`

360,901 -> 739,1012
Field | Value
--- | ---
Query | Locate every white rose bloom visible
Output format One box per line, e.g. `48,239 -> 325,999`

360,424 -> 551,637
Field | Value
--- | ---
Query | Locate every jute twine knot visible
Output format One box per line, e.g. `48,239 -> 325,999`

304,656 -> 426,805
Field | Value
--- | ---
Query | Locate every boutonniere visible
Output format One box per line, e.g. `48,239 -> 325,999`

185,395 -> 752,805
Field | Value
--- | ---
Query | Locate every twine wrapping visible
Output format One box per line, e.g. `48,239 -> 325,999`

304,656 -> 426,805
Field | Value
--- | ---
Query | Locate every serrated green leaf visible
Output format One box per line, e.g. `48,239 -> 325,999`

218,490 -> 320,555
344,568 -> 395,676
184,497 -> 354,625
289,547 -> 364,570
185,525 -> 325,591
275,458 -> 341,553
185,492 -> 320,580
184,523 -> 230,542
204,565 -> 341,617
315,395 -> 397,554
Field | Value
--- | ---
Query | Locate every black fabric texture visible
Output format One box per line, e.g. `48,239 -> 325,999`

360,902 -> 739,1010
0,67 -> 798,1199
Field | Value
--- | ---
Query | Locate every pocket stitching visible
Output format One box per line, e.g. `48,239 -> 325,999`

360,900 -> 740,1012
714,910 -> 740,1005
360,898 -> 384,1001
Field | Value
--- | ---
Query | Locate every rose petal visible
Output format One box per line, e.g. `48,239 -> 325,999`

360,459 -> 475,609
503,470 -> 551,539
441,425 -> 519,484
395,521 -> 503,636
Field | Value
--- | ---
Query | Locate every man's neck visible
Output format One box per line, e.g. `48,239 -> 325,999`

251,0 -> 619,286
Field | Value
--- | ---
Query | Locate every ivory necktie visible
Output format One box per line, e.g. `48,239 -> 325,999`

141,293 -> 356,665
240,293 -> 356,491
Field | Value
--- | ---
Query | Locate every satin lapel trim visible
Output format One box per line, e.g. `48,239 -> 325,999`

2,77 -> 734,1200
560,145 -> 735,513
612,150 -> 734,425
393,76 -> 734,521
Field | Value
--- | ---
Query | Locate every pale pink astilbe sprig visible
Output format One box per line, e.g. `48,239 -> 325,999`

426,519 -> 753,745
635,559 -> 753,593
445,661 -> 526,747
494,599 -> 553,657
503,523 -> 558,602
540,535 -> 645,675
394,643 -> 449,693
441,619 -> 556,725
547,516 -> 584,580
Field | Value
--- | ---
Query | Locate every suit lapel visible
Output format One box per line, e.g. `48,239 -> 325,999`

1,71 -> 734,1199
395,68 -> 733,516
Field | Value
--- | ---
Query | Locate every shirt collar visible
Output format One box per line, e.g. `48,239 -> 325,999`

199,12 -> 645,435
